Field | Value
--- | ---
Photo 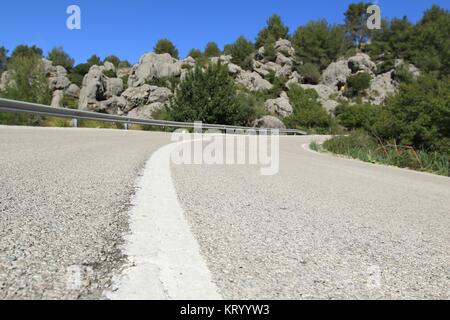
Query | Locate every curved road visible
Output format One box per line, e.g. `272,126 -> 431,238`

0,126 -> 449,299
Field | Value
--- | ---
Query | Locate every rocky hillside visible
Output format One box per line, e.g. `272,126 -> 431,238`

0,37 -> 420,129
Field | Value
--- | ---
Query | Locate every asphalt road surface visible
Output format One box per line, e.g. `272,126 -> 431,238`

0,126 -> 170,299
171,136 -> 450,300
1,126 -> 449,300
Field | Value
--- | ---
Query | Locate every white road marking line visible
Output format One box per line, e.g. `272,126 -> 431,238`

108,140 -> 222,300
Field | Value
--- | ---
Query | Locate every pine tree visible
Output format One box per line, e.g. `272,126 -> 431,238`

154,39 -> 179,59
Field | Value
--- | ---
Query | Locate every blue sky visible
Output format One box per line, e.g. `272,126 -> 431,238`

1,0 -> 449,64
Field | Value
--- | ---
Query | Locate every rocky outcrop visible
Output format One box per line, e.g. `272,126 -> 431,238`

253,115 -> 286,129
300,84 -> 341,114
105,78 -> 124,99
265,92 -> 293,118
321,59 -> 351,89
51,90 -> 64,108
121,84 -> 172,116
236,71 -> 273,92
347,53 -> 377,74
366,71 -> 397,105
128,53 -> 182,87
99,96 -> 127,115
78,64 -> 127,111
127,102 -> 166,119
42,59 -> 72,91
65,83 -> 80,98
78,65 -> 107,111
0,71 -> 13,91
274,39 -> 296,57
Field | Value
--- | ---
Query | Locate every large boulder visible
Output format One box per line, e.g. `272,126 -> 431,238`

42,59 -> 71,91
265,92 -> 293,118
347,53 -> 377,74
121,84 -> 172,112
99,96 -> 127,115
366,71 -> 397,105
78,65 -> 107,111
274,39 -> 296,57
51,90 -> 64,108
127,102 -> 166,119
321,99 -> 340,114
65,83 -> 80,98
321,59 -> 351,89
210,55 -> 232,65
128,53 -> 182,87
236,71 -> 273,92
253,115 -> 286,129
300,84 -> 336,101
117,67 -> 131,79
105,78 -> 124,99
253,61 -> 282,77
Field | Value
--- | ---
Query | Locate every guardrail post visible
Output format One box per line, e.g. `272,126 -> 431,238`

124,122 -> 129,130
71,118 -> 78,128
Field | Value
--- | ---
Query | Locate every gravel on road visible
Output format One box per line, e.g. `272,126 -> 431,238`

0,126 -> 170,299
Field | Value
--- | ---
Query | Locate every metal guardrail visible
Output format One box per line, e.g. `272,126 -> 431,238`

0,98 -> 306,135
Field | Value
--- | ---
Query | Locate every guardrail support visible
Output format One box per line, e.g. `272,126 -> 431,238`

124,122 -> 129,130
71,118 -> 78,128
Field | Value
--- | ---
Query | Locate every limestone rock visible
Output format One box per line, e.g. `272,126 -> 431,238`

347,53 -> 377,74
105,78 -> 124,99
253,115 -> 286,129
236,71 -> 273,92
321,59 -> 351,89
121,84 -> 172,112
51,90 -> 64,108
127,102 -> 165,119
367,71 -> 397,105
128,53 -> 182,87
265,93 -> 293,118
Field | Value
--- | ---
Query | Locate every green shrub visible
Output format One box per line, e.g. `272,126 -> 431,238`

224,36 -> 255,70
263,41 -> 277,62
1,54 -> 51,105
188,48 -> 203,60
118,60 -> 131,68
103,69 -> 117,78
284,84 -> 332,131
61,96 -> 78,109
47,47 -> 74,70
104,55 -> 121,67
0,47 -> 8,74
292,20 -> 352,70
255,14 -> 289,48
372,74 -> 450,154
145,76 -> 180,92
393,63 -> 414,83
335,103 -> 380,130
168,62 -> 256,126
154,39 -> 179,59
10,45 -> 43,60
298,63 -> 321,84
323,130 -> 449,176
204,42 -> 221,58
345,72 -> 371,97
